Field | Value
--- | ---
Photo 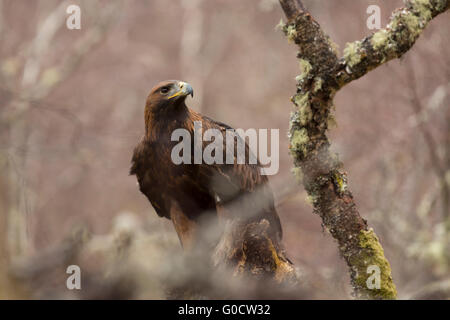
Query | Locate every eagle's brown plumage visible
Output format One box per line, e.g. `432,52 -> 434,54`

130,80 -> 282,250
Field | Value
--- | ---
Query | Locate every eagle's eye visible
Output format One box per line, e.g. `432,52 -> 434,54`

160,86 -> 170,94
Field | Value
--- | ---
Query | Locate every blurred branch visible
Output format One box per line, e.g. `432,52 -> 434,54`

179,0 -> 232,113
179,0 -> 206,111
30,2 -> 122,101
407,83 -> 450,128
407,66 -> 444,175
21,1 -> 69,90
2,0 -> 122,271
406,62 -> 450,227
408,278 -> 450,299
0,0 -> 4,40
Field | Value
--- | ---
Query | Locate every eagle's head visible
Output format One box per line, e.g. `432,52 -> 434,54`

145,80 -> 194,115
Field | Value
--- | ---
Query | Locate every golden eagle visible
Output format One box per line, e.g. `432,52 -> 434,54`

130,80 -> 282,251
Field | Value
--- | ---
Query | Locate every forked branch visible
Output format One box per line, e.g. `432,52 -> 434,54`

278,0 -> 448,299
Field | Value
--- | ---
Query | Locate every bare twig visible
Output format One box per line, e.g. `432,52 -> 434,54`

3,0 -> 122,268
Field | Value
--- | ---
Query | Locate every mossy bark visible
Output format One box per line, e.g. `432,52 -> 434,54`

279,0 -> 448,299
336,0 -> 450,87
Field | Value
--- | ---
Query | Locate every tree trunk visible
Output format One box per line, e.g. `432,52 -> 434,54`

278,0 -> 449,299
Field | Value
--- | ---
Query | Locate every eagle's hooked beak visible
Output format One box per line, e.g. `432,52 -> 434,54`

168,81 -> 194,100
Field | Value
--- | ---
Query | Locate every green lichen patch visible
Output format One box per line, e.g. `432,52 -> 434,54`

410,0 -> 433,22
402,11 -> 422,41
344,41 -> 363,68
290,128 -> 309,157
299,59 -> 312,75
371,29 -> 389,50
296,59 -> 313,84
333,172 -> 347,194
350,229 -> 397,299
343,41 -> 362,68
299,105 -> 313,126
388,4 -> 431,45
293,93 -> 313,126
283,24 -> 298,43
313,77 -> 324,93
434,0 -> 449,11
293,92 -> 309,109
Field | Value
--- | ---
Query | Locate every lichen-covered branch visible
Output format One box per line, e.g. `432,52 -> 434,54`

336,0 -> 449,88
280,0 -> 448,300
279,0 -> 448,299
279,0 -> 306,20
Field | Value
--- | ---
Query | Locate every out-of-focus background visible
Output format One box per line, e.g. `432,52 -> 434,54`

0,0 -> 449,299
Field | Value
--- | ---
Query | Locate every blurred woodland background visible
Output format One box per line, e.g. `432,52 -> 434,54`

0,0 -> 449,299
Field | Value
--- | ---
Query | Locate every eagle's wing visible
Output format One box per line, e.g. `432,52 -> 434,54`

130,115 -> 282,244
130,139 -> 169,218
199,116 -> 282,238
130,138 -> 215,250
